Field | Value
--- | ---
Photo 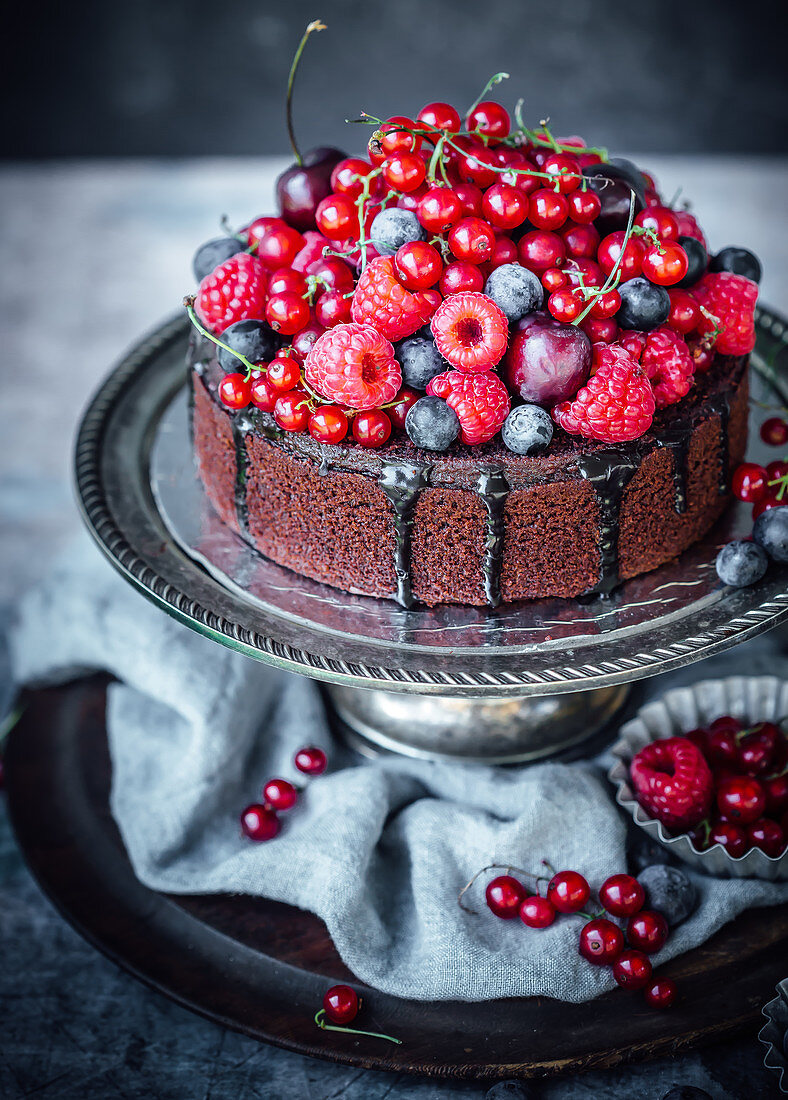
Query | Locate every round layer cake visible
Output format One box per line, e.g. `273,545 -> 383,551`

190,334 -> 748,608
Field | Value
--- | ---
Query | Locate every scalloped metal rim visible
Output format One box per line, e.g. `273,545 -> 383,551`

74,308 -> 788,694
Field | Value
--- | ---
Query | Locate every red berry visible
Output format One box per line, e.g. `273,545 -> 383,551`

529,188 -> 569,231
581,317 -> 618,344
761,417 -> 788,446
315,289 -> 353,329
351,256 -> 434,341
641,242 -> 689,287
383,151 -> 427,193
331,157 -> 378,198
353,409 -> 392,448
294,745 -> 327,775
308,405 -> 348,444
548,287 -> 584,323
748,818 -> 785,858
626,910 -> 668,954
467,101 -> 510,140
628,735 -> 713,830
579,918 -> 625,965
716,775 -> 766,824
218,373 -> 252,409
196,253 -> 268,334
308,257 -> 355,294
519,895 -> 556,928
542,267 -> 567,292
708,819 -> 749,858
266,292 -> 311,335
485,875 -> 525,918
543,152 -> 582,193
644,978 -> 677,1009
262,778 -> 298,811
453,138 -> 498,188
674,210 -> 707,248
380,116 -> 421,156
599,874 -> 645,918
597,231 -> 646,280
267,355 -> 302,391
323,984 -> 359,1025
567,188 -> 602,224
667,288 -> 701,334
394,241 -> 443,290
613,949 -> 653,990
710,715 -> 742,734
553,344 -> 655,444
246,215 -> 282,246
448,217 -> 496,264
269,268 -> 308,296
431,291 -> 508,372
518,230 -> 566,272
488,236 -> 519,269
737,729 -> 777,775
763,773 -> 788,817
387,387 -> 420,431
250,374 -> 279,412
306,322 -> 401,410
705,728 -> 738,767
418,186 -> 463,233
240,803 -> 280,841
274,389 -> 310,432
635,206 -> 679,241
439,261 -> 484,296
694,273 -> 758,356
426,369 -> 510,445
482,183 -> 528,230
500,154 -> 541,196
684,727 -> 709,754
452,182 -> 484,218
588,288 -> 621,319
256,224 -> 305,270
291,320 -> 326,360
562,223 -> 600,260
753,496 -> 787,520
315,193 -> 358,239
639,326 -> 695,409
417,101 -> 461,134
564,258 -> 605,288
546,870 -> 590,913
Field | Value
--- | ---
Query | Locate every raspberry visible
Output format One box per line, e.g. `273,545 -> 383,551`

351,256 -> 433,342
673,209 -> 707,250
616,331 -> 646,362
693,272 -> 758,356
196,253 -> 268,334
639,326 -> 695,409
426,369 -> 510,445
430,292 -> 508,372
552,345 -> 655,443
630,736 -> 714,830
305,322 -> 401,410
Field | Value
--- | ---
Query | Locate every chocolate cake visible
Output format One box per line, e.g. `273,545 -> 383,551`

190,336 -> 749,607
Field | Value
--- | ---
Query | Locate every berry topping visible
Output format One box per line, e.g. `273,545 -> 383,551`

369,207 -> 426,256
484,263 -> 544,322
396,336 -> 448,390
196,253 -> 268,334
616,277 -> 671,332
715,540 -> 768,587
216,319 -> 279,371
405,395 -> 460,451
629,736 -> 714,830
305,323 -> 401,410
504,312 -> 592,405
753,506 -> 788,562
501,404 -> 554,455
693,272 -> 758,355
430,292 -> 508,372
675,236 -> 708,288
552,344 -> 655,444
673,209 -> 707,249
709,246 -> 762,284
351,256 -> 434,342
193,236 -> 245,282
427,369 -> 511,445
639,326 -> 695,409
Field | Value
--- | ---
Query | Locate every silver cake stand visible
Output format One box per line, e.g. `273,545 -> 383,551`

75,307 -> 788,763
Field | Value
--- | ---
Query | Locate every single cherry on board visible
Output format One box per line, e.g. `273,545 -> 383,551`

322,984 -> 359,1024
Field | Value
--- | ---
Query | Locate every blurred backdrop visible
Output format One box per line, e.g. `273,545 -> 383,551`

4,0 -> 788,159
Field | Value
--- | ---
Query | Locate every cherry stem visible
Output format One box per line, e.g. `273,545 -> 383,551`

466,71 -> 510,118
768,473 -> 788,501
314,1010 -> 402,1045
286,20 -> 326,165
571,188 -> 637,327
184,300 -> 258,380
458,862 -> 542,914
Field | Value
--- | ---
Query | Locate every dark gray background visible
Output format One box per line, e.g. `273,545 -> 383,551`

4,0 -> 788,159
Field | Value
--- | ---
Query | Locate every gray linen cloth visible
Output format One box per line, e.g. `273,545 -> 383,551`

9,533 -> 788,1003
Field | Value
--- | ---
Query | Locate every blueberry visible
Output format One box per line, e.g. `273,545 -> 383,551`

396,337 -> 448,390
638,865 -> 697,926
616,277 -> 671,331
661,1088 -> 713,1100
369,208 -> 426,256
484,263 -> 544,321
484,1083 -> 537,1100
753,507 -> 788,562
676,236 -> 708,288
405,396 -> 460,451
192,236 -> 245,282
715,540 -> 769,587
502,404 -> 554,455
710,246 -> 762,284
216,320 -> 279,372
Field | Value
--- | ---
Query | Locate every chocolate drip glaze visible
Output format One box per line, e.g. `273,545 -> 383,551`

475,466 -> 510,607
378,462 -> 430,608
231,413 -> 252,535
656,432 -> 690,514
577,450 -> 641,596
706,391 -> 732,494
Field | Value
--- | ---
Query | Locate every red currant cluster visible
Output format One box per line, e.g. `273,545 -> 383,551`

630,716 -> 788,860
463,863 -> 677,1009
732,453 -> 788,520
239,744 -> 327,842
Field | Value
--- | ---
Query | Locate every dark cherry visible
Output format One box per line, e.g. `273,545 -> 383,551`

322,984 -> 359,1024
579,918 -> 625,965
747,818 -> 785,858
240,803 -> 280,841
262,778 -> 298,811
504,312 -> 592,406
716,776 -> 766,824
294,745 -> 327,775
276,147 -> 346,233
599,874 -> 645,917
737,730 -> 775,776
613,949 -> 653,989
643,977 -> 677,1009
705,727 -> 738,767
582,164 -> 645,234
708,820 -> 749,858
547,870 -> 591,913
626,910 -> 668,954
486,875 -> 526,919
763,773 -> 788,816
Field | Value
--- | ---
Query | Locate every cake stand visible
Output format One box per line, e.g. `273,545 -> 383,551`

74,306 -> 788,763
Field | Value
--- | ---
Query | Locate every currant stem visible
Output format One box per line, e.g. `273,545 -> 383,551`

183,300 -> 258,380
466,71 -> 510,118
0,703 -> 24,748
571,188 -> 637,327
314,1010 -> 402,1045
458,862 -> 541,914
286,20 -> 327,165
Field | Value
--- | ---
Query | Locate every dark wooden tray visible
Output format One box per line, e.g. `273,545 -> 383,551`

6,676 -> 788,1082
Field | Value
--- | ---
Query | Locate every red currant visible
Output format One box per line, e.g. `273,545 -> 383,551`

710,715 -> 742,735
529,188 -> 569,231
323,984 -> 359,1024
262,778 -> 298,811
451,182 -> 484,218
564,258 -> 605,287
291,321 -> 326,360
481,183 -> 528,230
580,317 -> 618,344
439,261 -> 484,296
273,389 -> 310,432
387,388 -> 419,431
519,895 -> 556,928
518,230 -> 566,272
307,257 -> 355,294
266,292 -> 311,335
644,977 -> 677,1009
394,241 -> 443,290
579,918 -> 625,965
418,186 -> 463,233
500,155 -> 541,196
598,232 -> 646,279
753,497 -> 787,520
396,182 -> 430,214
315,289 -> 352,328
316,193 -> 358,239
485,875 -> 525,919
294,745 -> 327,775
353,409 -> 392,448
761,417 -> 788,446
308,405 -> 348,444
667,288 -> 700,334
543,152 -> 582,193
331,158 -> 377,198
548,287 -> 584,322
218,373 -> 252,409
448,217 -> 496,264
250,374 -> 278,412
641,242 -> 689,286
380,115 -> 421,156
466,101 -> 510,141
256,224 -> 304,270
417,101 -> 461,134
453,138 -> 497,188
547,870 -> 590,913
383,151 -> 426,193
246,215 -> 282,246
588,288 -> 621,319
731,462 -> 767,502
747,818 -> 785,858
567,188 -> 602,224
541,267 -> 567,292
240,803 -> 280,841
561,223 -> 600,260
269,268 -> 308,296
626,910 -> 668,954
486,236 -> 518,270
613,949 -> 653,990
716,776 -> 766,824
599,874 -> 645,918
635,206 -> 679,241
267,355 -> 302,391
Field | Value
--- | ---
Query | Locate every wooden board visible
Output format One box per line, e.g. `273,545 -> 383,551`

6,676 -> 788,1082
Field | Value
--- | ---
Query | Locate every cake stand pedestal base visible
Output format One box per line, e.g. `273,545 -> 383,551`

324,683 -> 630,764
